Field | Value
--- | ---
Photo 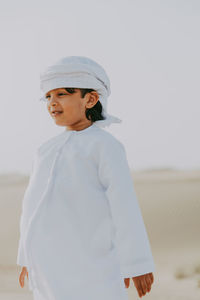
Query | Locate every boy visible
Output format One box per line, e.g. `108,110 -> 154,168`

17,56 -> 155,299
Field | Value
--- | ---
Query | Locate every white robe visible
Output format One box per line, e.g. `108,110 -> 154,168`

17,122 -> 155,300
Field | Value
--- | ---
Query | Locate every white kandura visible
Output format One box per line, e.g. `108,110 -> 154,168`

17,123 -> 155,300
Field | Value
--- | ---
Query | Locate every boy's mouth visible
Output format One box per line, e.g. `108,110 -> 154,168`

52,111 -> 63,117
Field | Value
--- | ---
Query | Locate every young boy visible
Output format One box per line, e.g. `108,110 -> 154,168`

17,56 -> 155,300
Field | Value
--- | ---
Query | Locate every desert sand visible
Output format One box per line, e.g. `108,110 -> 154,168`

0,169 -> 200,299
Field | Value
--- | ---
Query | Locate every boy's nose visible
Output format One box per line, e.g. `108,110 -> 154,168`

48,96 -> 59,104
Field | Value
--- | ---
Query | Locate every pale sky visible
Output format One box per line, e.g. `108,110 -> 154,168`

0,0 -> 200,175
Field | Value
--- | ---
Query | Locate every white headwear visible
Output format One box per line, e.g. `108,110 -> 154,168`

39,56 -> 122,128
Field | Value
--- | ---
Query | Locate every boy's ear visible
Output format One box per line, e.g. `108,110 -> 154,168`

86,91 -> 99,109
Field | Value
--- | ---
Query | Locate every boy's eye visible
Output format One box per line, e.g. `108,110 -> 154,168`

45,93 -> 67,99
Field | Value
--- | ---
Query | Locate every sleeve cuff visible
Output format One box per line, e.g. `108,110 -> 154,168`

16,237 -> 28,267
120,260 -> 156,278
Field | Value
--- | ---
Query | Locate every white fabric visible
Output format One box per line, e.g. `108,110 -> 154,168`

17,123 -> 155,300
39,56 -> 122,128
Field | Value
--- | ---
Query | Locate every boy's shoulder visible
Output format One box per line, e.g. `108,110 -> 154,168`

92,126 -> 125,151
36,132 -> 64,154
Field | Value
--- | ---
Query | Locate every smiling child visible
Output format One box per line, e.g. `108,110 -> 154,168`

17,56 -> 155,300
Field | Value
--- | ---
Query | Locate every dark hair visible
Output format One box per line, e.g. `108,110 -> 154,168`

64,88 -> 105,122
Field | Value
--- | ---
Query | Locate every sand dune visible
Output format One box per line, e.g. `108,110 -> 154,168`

0,169 -> 200,299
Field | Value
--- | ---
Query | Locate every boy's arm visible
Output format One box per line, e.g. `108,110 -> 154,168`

17,216 -> 28,267
16,151 -> 38,268
98,138 -> 155,278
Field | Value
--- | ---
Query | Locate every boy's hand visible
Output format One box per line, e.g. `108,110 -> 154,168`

124,272 -> 154,298
19,266 -> 28,288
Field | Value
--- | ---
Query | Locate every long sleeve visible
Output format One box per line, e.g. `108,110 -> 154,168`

98,137 -> 155,278
16,152 -> 38,267
16,215 -> 28,267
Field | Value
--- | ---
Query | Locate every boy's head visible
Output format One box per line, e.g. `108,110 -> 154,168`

40,56 -> 122,128
45,87 -> 105,127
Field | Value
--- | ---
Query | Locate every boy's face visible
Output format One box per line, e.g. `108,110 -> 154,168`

45,88 -> 99,128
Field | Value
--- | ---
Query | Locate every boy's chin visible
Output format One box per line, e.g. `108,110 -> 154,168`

53,120 -> 66,126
